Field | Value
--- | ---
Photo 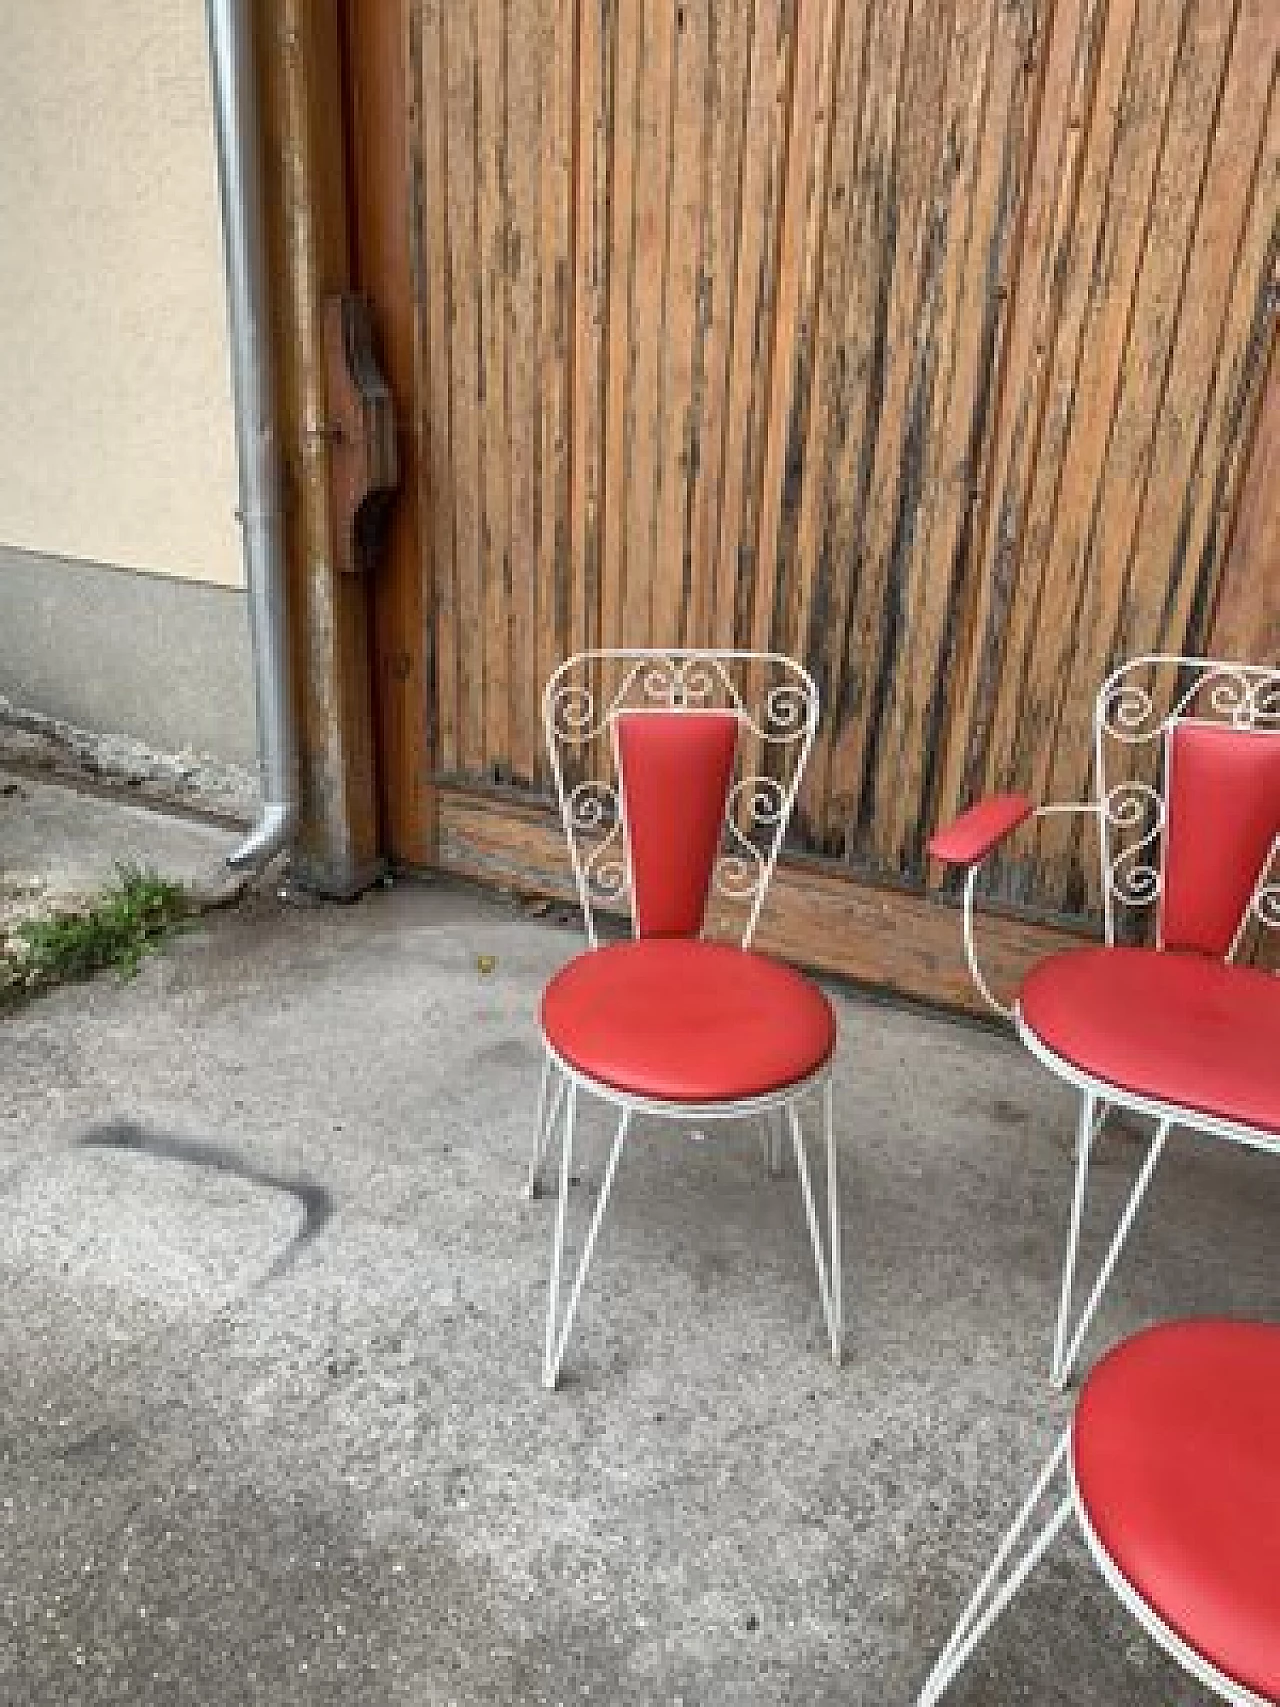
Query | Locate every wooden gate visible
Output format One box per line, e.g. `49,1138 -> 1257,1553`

345,0 -> 1278,1007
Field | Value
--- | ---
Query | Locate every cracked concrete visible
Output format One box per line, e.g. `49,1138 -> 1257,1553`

0,808 -> 1276,1704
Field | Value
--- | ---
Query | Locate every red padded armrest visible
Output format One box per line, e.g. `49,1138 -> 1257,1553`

929,793 -> 1034,867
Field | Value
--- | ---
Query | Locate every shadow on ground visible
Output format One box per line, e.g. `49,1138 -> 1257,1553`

78,1121 -> 334,1285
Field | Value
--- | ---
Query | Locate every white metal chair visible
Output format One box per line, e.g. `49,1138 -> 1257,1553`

916,1317 -> 1280,1706
931,656 -> 1280,1388
529,649 -> 841,1389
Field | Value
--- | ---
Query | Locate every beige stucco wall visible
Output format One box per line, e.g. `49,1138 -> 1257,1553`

0,1 -> 242,587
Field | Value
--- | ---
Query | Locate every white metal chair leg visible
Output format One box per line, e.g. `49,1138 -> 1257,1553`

543,1099 -> 631,1389
916,1433 -> 1073,1707
825,1077 -> 841,1357
1051,1108 -> 1171,1390
1075,1098 -> 1110,1159
526,1052 -> 567,1199
543,1081 -> 577,1382
760,1110 -> 788,1178
770,1111 -> 787,1178
1052,1093 -> 1097,1383
789,1080 -> 842,1363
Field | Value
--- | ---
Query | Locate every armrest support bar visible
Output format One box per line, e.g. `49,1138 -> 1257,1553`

962,864 -> 1014,1018
936,797 -> 1098,1018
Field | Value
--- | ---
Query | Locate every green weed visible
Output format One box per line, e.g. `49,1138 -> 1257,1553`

1,865 -> 188,1004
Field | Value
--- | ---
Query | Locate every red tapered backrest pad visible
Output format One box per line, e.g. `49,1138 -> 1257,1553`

1162,723 -> 1280,956
615,710 -> 739,938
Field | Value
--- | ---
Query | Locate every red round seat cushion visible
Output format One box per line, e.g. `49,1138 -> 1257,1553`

1019,946 -> 1280,1136
1072,1319 -> 1280,1702
540,938 -> 836,1104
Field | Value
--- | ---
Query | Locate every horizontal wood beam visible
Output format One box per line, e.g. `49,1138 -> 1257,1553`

433,785 -> 1091,1017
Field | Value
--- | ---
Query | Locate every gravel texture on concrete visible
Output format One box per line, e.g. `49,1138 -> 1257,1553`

0,696 -> 259,827
1,873 -> 1276,1705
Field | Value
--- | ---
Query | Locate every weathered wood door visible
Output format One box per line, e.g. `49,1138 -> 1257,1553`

348,0 -> 1278,1006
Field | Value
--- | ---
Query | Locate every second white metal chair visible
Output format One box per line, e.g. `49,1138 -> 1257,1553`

931,656 -> 1280,1388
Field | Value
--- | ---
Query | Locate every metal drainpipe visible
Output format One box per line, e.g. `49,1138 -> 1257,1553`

206,0 -> 298,870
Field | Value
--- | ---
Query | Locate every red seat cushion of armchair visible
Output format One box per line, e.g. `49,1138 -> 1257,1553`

1019,946 -> 1280,1136
1073,1319 -> 1280,1702
541,938 -> 836,1104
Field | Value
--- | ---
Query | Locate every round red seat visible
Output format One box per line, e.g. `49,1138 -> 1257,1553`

1019,946 -> 1280,1136
540,938 -> 836,1104
1072,1319 -> 1280,1702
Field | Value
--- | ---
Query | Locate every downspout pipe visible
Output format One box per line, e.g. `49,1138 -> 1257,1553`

206,0 -> 298,870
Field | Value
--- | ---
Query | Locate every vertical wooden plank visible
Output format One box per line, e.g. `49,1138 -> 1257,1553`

1119,3 -> 1278,663
601,1 -> 642,654
1014,0 -> 1186,825
420,0 -> 457,778
652,0 -> 710,644
571,0 -> 613,676
689,0 -> 754,647
798,0 -> 915,845
860,0 -> 998,864
1147,63 -> 1280,683
813,0 -> 958,844
1209,347 -> 1280,661
977,0 -> 1145,877
539,0 -> 576,720
749,0 -> 842,652
742,0 -> 844,784
478,0 -> 510,776
1037,0 -> 1239,876
931,0 -> 1102,851
711,0 -> 791,653
787,0 -> 873,697
504,0 -> 543,783
872,0 -> 1039,872
1052,0 -> 1276,910
623,0 -> 679,645
444,0 -> 485,775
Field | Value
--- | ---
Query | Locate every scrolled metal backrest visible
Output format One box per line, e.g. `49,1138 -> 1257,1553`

1094,655 -> 1280,953
543,650 -> 819,949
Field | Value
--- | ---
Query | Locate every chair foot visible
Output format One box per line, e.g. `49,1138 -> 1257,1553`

916,1433 -> 1073,1706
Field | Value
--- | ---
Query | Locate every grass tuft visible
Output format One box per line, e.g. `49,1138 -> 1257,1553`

2,865 -> 188,1005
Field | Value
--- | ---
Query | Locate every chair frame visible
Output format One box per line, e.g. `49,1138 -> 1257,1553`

950,655 -> 1280,1389
917,1422 -> 1272,1707
529,649 -> 841,1389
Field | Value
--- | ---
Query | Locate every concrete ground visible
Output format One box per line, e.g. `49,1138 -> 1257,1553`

1,770 -> 245,927
1,785 -> 1277,1704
